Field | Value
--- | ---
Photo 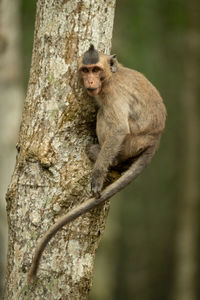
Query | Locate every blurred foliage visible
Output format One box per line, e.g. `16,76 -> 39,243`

19,0 -> 200,299
110,1 -> 179,299
20,0 -> 36,88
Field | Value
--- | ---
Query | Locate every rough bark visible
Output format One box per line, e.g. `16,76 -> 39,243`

172,0 -> 200,299
4,0 -> 116,299
0,0 -> 23,297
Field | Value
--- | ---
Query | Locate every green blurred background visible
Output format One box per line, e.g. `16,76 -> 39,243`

0,0 -> 199,299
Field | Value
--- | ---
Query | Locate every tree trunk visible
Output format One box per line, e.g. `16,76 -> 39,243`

172,0 -> 200,299
4,0 -> 116,299
0,0 -> 23,297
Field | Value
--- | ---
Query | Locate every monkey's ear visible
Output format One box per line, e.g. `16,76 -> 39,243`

109,54 -> 118,73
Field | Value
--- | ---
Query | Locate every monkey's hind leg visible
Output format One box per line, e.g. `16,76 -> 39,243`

87,144 -> 101,162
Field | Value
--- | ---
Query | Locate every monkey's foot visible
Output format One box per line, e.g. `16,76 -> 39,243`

86,144 -> 101,162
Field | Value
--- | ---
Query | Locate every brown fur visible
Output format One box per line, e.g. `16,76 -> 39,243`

27,46 -> 166,281
85,59 -> 166,195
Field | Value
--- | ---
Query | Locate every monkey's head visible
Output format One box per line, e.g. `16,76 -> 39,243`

79,44 -> 118,96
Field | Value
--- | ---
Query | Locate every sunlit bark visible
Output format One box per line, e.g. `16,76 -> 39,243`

4,0 -> 116,299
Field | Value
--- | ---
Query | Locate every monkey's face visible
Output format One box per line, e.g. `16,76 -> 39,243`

79,65 -> 104,96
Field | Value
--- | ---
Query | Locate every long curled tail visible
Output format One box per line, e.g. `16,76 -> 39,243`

27,145 -> 157,282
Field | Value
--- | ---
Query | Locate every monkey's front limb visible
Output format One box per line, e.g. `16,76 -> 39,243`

91,129 -> 128,197
27,145 -> 156,282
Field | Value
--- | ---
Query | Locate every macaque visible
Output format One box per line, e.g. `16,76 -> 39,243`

28,44 -> 166,281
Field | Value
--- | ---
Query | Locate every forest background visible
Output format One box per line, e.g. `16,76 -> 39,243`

0,0 -> 199,299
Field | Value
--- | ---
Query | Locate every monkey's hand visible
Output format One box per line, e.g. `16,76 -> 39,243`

91,168 -> 105,198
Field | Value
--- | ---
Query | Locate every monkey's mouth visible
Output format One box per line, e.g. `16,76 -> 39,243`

87,88 -> 100,96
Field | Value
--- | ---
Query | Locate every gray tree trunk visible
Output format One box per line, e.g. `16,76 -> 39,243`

3,0 -> 116,299
0,0 -> 23,297
172,0 -> 200,299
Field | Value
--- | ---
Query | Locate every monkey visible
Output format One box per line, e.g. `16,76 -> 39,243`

27,44 -> 166,281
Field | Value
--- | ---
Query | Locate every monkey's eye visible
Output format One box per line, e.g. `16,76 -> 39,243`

92,67 -> 101,73
81,67 -> 89,73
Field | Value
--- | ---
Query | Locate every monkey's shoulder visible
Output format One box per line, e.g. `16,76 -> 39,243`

114,65 -> 166,125
116,65 -> 164,104
118,66 -> 158,90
